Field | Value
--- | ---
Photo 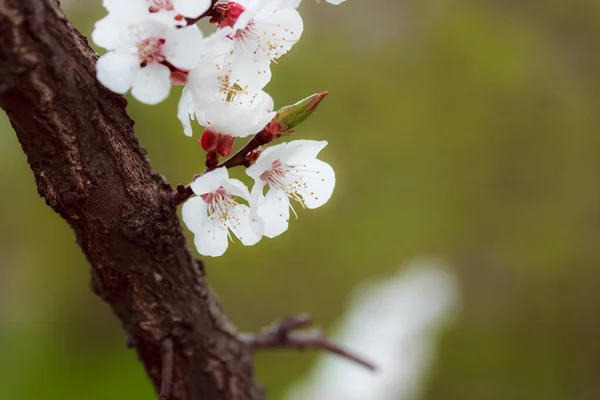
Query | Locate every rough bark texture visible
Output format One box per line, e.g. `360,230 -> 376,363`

0,1 -> 264,399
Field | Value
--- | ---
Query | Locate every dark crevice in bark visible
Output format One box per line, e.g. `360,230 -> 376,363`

0,0 -> 264,399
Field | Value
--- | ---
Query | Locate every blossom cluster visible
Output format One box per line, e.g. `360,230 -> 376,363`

92,0 -> 345,256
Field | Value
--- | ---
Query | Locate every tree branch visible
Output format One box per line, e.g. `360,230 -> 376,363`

0,1 -> 263,399
240,314 -> 377,371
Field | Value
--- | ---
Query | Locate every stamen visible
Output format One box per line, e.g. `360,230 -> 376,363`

260,159 -> 321,215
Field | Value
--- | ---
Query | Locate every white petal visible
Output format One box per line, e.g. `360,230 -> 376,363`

190,167 -> 229,196
104,0 -> 148,17
92,14 -> 137,51
182,196 -> 208,234
249,179 -> 267,216
140,16 -> 171,38
276,0 -> 301,8
131,63 -> 172,105
254,8 -> 303,60
230,205 -> 264,245
285,140 -> 328,165
222,49 -> 272,92
222,179 -> 251,201
296,159 -> 335,209
257,187 -> 290,238
177,87 -> 194,137
96,52 -> 138,94
173,0 -> 213,18
203,92 -> 275,138
164,25 -> 204,69
194,217 -> 229,257
245,141 -> 288,180
326,0 -> 346,4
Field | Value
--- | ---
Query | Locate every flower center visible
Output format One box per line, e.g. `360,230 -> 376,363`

148,0 -> 174,13
200,186 -> 246,238
201,186 -> 229,205
137,37 -> 166,66
260,159 -> 308,208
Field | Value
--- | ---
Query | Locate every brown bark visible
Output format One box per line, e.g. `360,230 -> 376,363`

0,1 -> 264,399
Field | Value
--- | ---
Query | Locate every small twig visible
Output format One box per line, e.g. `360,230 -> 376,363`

171,128 -> 274,206
239,313 -> 377,371
160,338 -> 174,400
184,0 -> 219,26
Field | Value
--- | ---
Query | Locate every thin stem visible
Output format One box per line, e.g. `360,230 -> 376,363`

171,128 -> 274,206
239,314 -> 377,371
184,0 -> 219,26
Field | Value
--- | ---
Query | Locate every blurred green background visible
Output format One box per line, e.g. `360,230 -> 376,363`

1,0 -> 600,399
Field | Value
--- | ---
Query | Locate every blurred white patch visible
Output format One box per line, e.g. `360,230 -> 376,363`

283,257 -> 460,400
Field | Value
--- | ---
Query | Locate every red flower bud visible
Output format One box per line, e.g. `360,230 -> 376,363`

200,126 -> 219,152
217,134 -> 235,157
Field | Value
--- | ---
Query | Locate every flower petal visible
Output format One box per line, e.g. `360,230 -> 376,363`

257,187 -> 290,238
182,196 -> 208,234
194,217 -> 229,257
131,63 -> 172,105
245,141 -> 289,180
96,52 -> 138,94
223,178 -> 251,201
173,0 -> 213,18
230,205 -> 264,245
103,0 -> 148,17
284,140 -> 328,165
296,159 -> 336,209
164,25 -> 204,69
177,87 -> 194,136
92,14 -> 138,51
202,92 -> 275,138
190,167 -> 229,196
255,8 -> 303,60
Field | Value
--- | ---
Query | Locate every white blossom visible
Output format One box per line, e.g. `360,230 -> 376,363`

103,0 -> 213,21
182,168 -> 264,257
246,140 -> 335,238
204,0 -> 304,85
178,59 -> 276,137
92,14 -> 203,104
